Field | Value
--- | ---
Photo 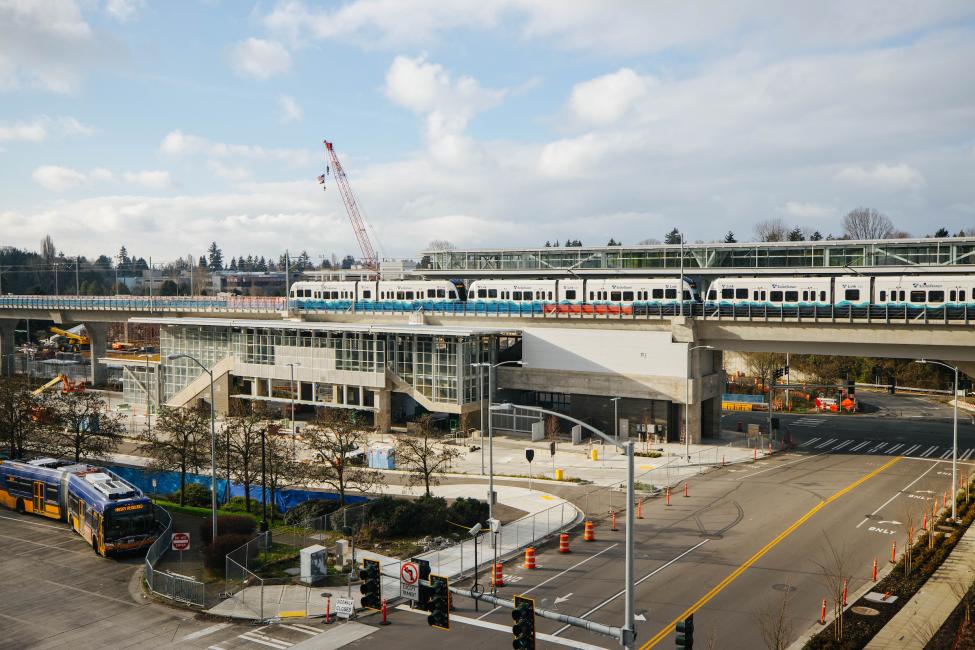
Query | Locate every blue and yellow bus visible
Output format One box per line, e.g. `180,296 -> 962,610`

0,458 -> 158,556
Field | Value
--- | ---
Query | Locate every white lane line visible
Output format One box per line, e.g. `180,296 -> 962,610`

963,449 -> 975,461
181,623 -> 232,641
799,437 -> 821,447
207,646 -> 226,650
850,441 -> 871,452
551,540 -> 710,637
0,513 -> 67,530
885,444 -> 905,455
903,444 -> 922,456
398,606 -> 608,650
833,440 -> 853,451
816,438 -> 838,449
238,633 -> 291,649
737,450 -> 831,479
283,624 -> 321,635
476,543 -> 620,620
856,462 -> 940,528
921,446 -> 939,458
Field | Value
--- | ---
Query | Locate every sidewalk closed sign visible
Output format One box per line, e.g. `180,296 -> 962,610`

335,597 -> 355,618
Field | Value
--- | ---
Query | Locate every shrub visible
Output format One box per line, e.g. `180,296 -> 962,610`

168,483 -> 212,508
204,533 -> 253,572
284,498 -> 342,526
447,497 -> 488,529
199,514 -> 257,546
222,496 -> 252,513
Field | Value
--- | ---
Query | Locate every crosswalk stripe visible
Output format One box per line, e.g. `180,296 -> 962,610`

850,441 -> 871,452
816,438 -> 838,449
886,443 -> 904,454
239,632 -> 291,649
283,625 -> 320,636
832,439 -> 853,451
799,437 -> 821,447
921,445 -> 938,458
903,444 -> 921,456
962,448 -> 974,461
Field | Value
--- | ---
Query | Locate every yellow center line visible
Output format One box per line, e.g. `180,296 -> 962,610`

640,455 -> 902,649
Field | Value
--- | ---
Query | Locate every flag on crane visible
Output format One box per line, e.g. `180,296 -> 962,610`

317,174 -> 326,184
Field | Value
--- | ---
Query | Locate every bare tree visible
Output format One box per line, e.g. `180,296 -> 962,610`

226,401 -> 272,512
545,414 -> 561,442
40,234 -> 56,262
395,415 -> 462,496
40,392 -> 123,462
0,377 -> 39,459
755,583 -> 795,650
754,218 -> 789,242
842,207 -> 896,240
304,408 -> 382,505
264,424 -> 306,523
138,404 -> 210,505
427,240 -> 456,252
637,238 -> 661,245
813,534 -> 853,642
742,352 -> 786,384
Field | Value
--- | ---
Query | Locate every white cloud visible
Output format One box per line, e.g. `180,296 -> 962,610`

105,0 -> 145,21
835,164 -> 925,190
89,167 -> 114,182
227,38 -> 291,80
0,118 -> 47,142
208,161 -> 252,182
160,129 -> 314,166
568,68 -> 652,126
278,94 -> 303,122
57,116 -> 95,135
122,170 -> 173,189
32,165 -> 88,191
782,201 -> 836,219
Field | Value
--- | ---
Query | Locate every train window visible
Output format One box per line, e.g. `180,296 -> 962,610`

488,289 -> 498,298
438,289 -> 446,298
770,291 -> 783,302
707,290 -> 717,300
512,291 -> 522,300
753,291 -> 760,300
622,291 -> 634,301
407,291 -> 416,300
611,291 -> 622,301
565,289 -> 577,300
362,290 -> 371,299
845,289 -> 860,301
477,289 -> 487,298
910,290 -> 925,302
929,291 -> 944,303
665,288 -> 677,299
449,290 -> 457,298
427,289 -> 436,298
900,291 -> 906,301
950,290 -> 957,302
396,291 -> 405,300
820,291 -> 826,301
961,291 -> 966,301
735,288 -> 748,299
548,292 -> 553,300
785,291 -> 798,301
653,289 -> 664,299
721,288 -> 734,299
801,291 -> 808,301
879,291 -> 886,301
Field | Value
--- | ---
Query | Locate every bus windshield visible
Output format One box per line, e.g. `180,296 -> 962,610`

104,505 -> 155,541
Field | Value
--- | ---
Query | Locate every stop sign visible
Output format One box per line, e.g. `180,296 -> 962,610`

171,532 -> 190,551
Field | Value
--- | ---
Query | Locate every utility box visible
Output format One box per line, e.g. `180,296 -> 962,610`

618,418 -> 629,440
368,444 -> 396,469
531,420 -> 545,442
335,539 -> 350,566
299,544 -> 328,586
571,424 -> 583,445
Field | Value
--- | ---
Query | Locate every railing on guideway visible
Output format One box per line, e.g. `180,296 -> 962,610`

0,295 -> 286,313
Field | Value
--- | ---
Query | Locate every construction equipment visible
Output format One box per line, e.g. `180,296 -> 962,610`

32,374 -> 85,396
46,326 -> 89,353
320,140 -> 380,271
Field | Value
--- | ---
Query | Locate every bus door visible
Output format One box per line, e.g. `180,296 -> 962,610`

32,481 -> 44,513
76,499 -> 85,532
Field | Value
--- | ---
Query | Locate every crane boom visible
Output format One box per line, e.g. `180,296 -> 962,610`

322,140 -> 379,270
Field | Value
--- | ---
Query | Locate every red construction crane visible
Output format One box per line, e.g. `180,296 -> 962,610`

320,140 -> 379,271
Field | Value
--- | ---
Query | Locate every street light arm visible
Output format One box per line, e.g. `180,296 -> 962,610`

492,402 -> 624,450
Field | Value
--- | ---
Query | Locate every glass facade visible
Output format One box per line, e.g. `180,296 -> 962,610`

419,238 -> 975,275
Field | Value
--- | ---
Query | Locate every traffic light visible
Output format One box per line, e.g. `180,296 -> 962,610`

772,367 -> 785,381
676,614 -> 694,649
427,574 -> 449,630
358,558 -> 381,610
847,378 -> 856,396
413,557 -> 431,610
888,373 -> 896,394
512,595 -> 536,650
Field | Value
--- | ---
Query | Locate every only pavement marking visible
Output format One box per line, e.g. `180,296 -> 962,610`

855,461 -> 939,528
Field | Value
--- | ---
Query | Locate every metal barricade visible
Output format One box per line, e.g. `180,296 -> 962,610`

143,505 -> 206,606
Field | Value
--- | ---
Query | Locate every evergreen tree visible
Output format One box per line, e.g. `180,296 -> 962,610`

787,226 -> 805,241
229,257 -> 238,271
664,228 -> 683,244
723,231 -> 736,243
296,250 -> 311,271
341,255 -> 355,269
257,256 -> 268,272
118,246 -> 130,268
207,242 -> 223,271
934,227 -> 950,238
810,231 -> 823,241
198,256 -> 207,268
544,241 -> 551,247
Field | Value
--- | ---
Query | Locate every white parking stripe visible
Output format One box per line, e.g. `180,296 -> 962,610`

869,442 -> 888,453
833,439 -> 853,451
903,444 -> 922,456
921,445 -> 939,458
962,449 -> 975,461
850,441 -> 871,452
816,438 -> 838,449
885,443 -> 905,455
941,449 -> 954,459
800,437 -> 821,447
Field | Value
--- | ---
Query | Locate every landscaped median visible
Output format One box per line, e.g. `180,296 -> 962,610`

803,475 -> 975,649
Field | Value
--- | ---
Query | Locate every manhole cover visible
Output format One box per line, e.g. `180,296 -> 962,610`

772,584 -> 797,593
851,606 -> 880,616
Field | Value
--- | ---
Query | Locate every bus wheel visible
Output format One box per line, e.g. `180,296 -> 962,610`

15,498 -> 25,514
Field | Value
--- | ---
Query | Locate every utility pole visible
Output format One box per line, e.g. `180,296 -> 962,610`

75,256 -> 80,295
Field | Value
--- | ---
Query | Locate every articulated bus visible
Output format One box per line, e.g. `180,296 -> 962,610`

0,458 -> 157,556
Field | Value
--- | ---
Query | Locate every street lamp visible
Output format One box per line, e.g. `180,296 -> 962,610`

168,353 -> 218,539
491,402 -> 638,649
472,359 -> 524,523
685,345 -> 715,460
285,362 -> 301,450
916,359 -> 960,521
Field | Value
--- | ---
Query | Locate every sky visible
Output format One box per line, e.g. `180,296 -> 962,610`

1,1 -> 974,264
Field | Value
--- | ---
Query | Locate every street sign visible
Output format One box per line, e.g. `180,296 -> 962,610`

334,597 -> 355,618
171,532 -> 190,551
525,449 -> 535,463
401,562 -> 419,585
402,582 -> 418,600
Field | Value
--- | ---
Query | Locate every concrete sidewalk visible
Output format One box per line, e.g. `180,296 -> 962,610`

865,525 -> 975,649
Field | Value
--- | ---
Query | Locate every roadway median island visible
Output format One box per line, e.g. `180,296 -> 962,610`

799,475 -> 975,650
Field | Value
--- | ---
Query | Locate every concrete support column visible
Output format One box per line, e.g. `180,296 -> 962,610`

0,320 -> 15,377
86,322 -> 108,387
684,346 -> 704,445
374,389 -> 391,433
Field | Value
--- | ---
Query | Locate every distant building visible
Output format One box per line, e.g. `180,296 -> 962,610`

210,271 -> 287,296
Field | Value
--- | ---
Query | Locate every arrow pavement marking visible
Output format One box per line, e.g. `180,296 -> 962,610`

634,614 -> 647,621
554,593 -> 573,605
855,461 -> 937,529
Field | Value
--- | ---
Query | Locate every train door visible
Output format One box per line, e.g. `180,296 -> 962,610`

32,481 -> 44,513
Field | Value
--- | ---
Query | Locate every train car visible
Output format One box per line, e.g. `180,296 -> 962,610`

834,276 -> 872,307
289,280 -> 358,310
705,277 -> 832,307
0,458 -> 157,556
375,280 -> 461,306
873,275 -> 975,308
582,278 -> 697,305
467,279 -> 559,308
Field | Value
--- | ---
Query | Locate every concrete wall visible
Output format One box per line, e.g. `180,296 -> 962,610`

519,327 -> 689,377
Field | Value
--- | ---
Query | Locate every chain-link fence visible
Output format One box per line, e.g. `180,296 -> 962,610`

144,505 -> 206,606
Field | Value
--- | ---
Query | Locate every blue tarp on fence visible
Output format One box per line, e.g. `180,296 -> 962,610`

107,465 -> 367,512
721,393 -> 767,404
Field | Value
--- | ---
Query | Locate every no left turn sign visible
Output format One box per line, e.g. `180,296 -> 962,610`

401,562 -> 419,585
